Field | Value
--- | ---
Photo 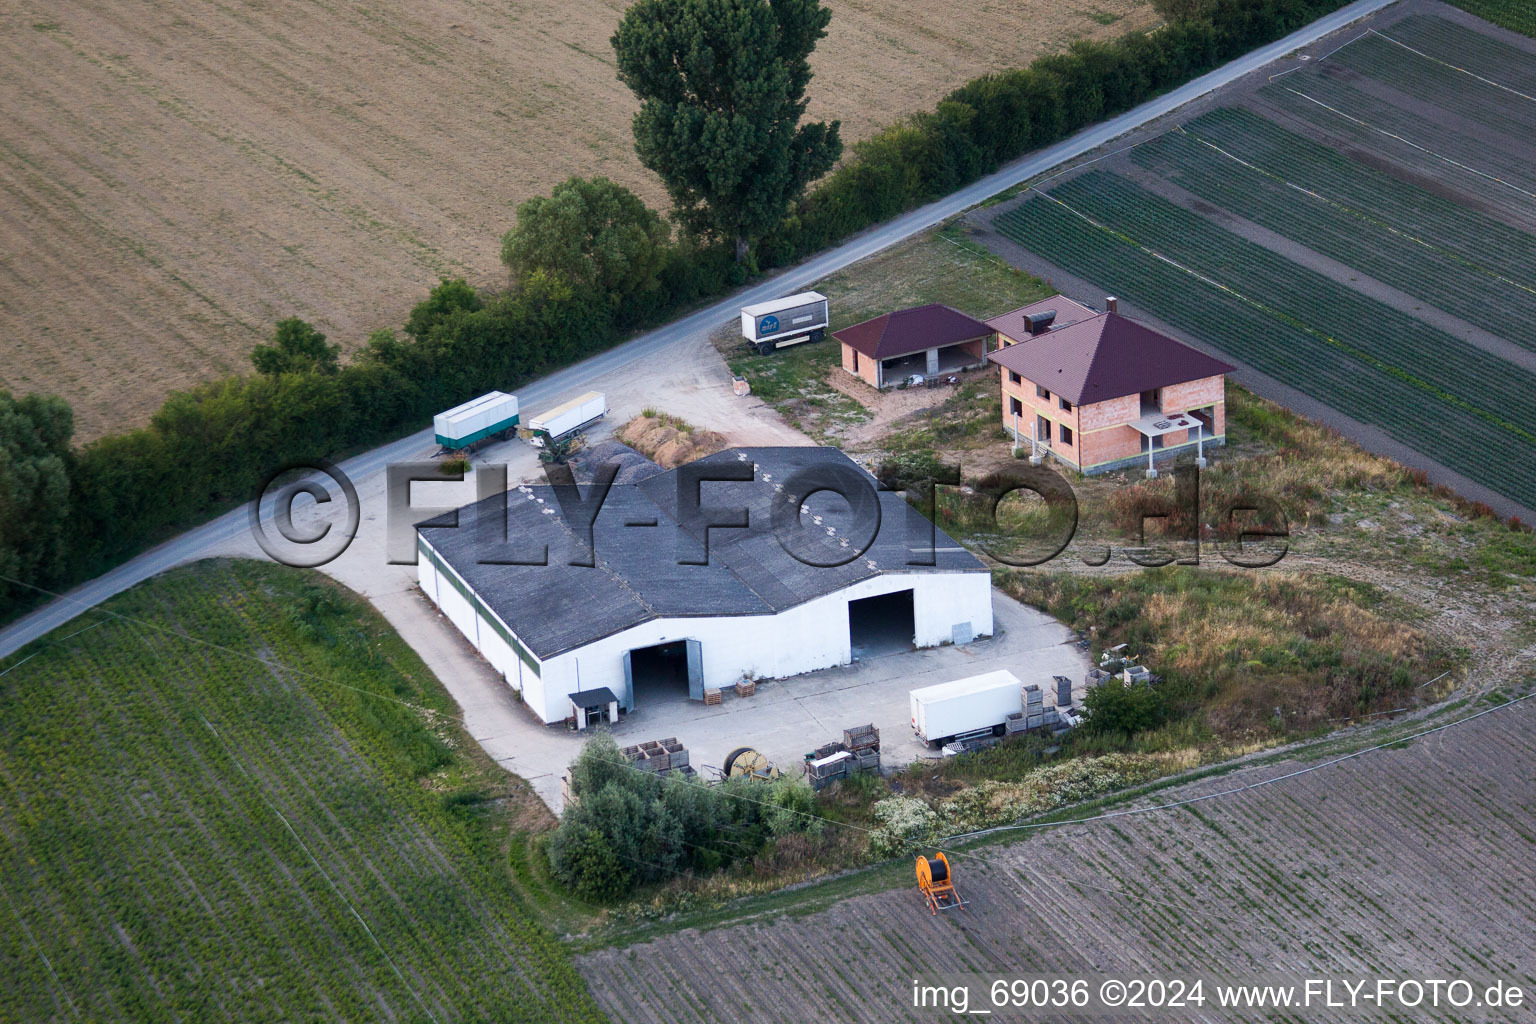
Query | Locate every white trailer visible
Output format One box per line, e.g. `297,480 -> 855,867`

433,391 -> 519,451
910,669 -> 1023,746
740,291 -> 829,355
526,391 -> 606,448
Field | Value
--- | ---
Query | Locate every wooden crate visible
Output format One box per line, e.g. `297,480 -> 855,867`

843,723 -> 879,751
703,687 -> 722,706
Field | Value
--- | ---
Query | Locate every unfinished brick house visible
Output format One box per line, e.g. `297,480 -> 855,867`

835,304 -> 992,389
986,296 -> 1234,476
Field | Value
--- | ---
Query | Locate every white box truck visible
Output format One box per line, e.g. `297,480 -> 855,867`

910,669 -> 1023,747
433,391 -> 519,451
740,292 -> 828,355
526,391 -> 606,448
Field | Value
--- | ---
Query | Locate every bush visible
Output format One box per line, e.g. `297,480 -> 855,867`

1082,679 -> 1169,736
501,177 -> 670,318
547,735 -> 823,900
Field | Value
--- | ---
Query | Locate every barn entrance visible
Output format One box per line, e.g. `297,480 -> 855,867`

848,589 -> 915,661
623,639 -> 703,707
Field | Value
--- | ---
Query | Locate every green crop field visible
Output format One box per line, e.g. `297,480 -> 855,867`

1329,33 -> 1536,139
1447,0 -> 1536,36
0,560 -> 604,1023
1129,110 -> 1536,351
994,172 -> 1536,506
1260,76 -> 1536,206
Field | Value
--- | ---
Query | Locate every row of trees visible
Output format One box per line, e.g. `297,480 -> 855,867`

0,0 -> 1356,623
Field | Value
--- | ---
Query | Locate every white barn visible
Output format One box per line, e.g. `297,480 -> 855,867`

416,446 -> 994,724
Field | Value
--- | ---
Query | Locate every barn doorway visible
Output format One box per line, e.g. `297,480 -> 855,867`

624,639 -> 702,706
848,589 -> 915,661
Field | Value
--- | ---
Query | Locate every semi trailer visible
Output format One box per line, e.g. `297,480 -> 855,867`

526,391 -> 607,448
433,391 -> 520,452
740,292 -> 829,355
909,669 -> 1023,747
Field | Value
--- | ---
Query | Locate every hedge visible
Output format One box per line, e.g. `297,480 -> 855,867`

1,0 -> 1350,624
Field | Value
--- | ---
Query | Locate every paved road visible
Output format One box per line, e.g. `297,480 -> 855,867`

0,0 -> 1394,660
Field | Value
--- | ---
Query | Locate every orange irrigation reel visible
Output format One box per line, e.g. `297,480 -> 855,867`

915,852 -> 966,915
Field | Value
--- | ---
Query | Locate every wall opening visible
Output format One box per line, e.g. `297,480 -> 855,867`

848,589 -> 915,661
626,640 -> 692,706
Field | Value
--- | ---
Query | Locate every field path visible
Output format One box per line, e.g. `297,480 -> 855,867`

0,0 -> 1398,662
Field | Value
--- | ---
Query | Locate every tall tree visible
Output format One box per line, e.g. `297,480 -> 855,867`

612,0 -> 842,262
501,176 -> 669,302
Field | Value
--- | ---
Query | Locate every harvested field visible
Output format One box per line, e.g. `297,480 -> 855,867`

977,0 -> 1536,518
579,695 -> 1536,1022
0,0 -> 1151,439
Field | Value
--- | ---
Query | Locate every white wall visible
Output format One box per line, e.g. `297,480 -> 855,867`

535,570 -> 993,724
418,535 -> 993,725
417,539 -> 549,721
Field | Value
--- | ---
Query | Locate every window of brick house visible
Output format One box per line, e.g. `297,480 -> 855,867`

1036,416 -> 1052,442
1036,383 -> 1049,400
1059,397 -> 1072,412
1060,425 -> 1074,446
1009,396 -> 1023,418
1009,370 -> 1021,385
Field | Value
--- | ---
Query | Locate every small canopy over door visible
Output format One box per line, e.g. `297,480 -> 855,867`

685,639 -> 704,701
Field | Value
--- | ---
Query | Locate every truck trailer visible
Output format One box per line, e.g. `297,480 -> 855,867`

433,391 -> 520,452
740,292 -> 829,355
526,391 -> 607,448
909,669 -> 1023,747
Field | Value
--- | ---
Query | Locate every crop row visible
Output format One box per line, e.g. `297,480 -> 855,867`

994,179 -> 1536,505
1383,14 -> 1536,94
1036,172 -> 1536,435
1440,0 -> 1536,37
1258,73 -> 1536,210
1331,34 -> 1536,140
1130,111 -> 1536,350
1173,106 -> 1536,287
0,561 -> 605,1024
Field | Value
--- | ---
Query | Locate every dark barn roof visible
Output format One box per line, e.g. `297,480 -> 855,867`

418,447 -> 986,660
833,304 -> 991,360
987,309 -> 1233,405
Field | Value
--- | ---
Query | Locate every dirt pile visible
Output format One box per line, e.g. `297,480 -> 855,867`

618,413 -> 729,468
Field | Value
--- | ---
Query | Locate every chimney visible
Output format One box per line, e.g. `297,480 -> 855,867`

1105,296 -> 1119,314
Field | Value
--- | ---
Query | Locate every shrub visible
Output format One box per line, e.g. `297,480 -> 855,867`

547,735 -> 823,900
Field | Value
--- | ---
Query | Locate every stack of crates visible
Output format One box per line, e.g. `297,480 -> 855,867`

1023,683 -> 1045,730
1055,675 -> 1073,708
844,723 -> 881,773
639,739 -> 669,771
662,738 -> 687,770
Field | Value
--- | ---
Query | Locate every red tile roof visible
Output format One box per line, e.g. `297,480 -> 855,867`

987,308 -> 1234,405
985,295 -> 1098,342
833,303 -> 992,360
